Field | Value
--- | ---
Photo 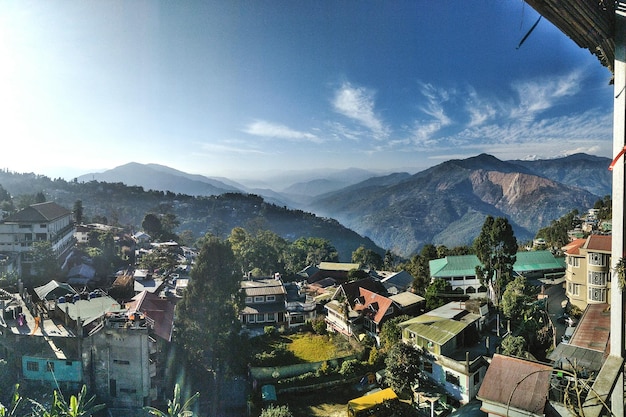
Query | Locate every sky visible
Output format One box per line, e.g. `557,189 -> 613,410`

0,1 -> 616,183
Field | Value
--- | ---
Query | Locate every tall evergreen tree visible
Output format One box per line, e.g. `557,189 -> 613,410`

473,216 -> 517,306
174,235 -> 243,373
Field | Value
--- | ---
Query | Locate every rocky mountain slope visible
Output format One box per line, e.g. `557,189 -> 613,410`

307,154 -> 600,256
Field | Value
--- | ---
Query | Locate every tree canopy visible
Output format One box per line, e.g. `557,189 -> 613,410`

384,342 -> 422,395
473,216 -> 517,305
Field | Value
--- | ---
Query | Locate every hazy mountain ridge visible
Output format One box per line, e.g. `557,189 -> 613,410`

307,154 -> 601,256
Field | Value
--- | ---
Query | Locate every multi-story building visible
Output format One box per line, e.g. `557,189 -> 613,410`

240,276 -> 288,329
563,234 -> 612,310
429,250 -> 565,296
0,201 -> 75,256
399,301 -> 489,405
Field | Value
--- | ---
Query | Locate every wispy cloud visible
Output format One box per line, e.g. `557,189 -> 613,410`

510,71 -> 582,120
333,82 -> 389,139
198,140 -> 269,155
243,120 -> 322,143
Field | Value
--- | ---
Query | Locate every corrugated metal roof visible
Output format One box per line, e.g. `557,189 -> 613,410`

318,262 -> 360,271
513,250 -> 564,272
583,234 -> 612,252
477,354 -> 552,415
403,319 -> 468,346
241,279 -> 286,296
569,303 -> 611,353
430,251 -> 563,277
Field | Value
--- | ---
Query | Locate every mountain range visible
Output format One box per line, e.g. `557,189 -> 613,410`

76,153 -> 611,257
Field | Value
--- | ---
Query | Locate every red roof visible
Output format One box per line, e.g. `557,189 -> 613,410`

563,238 -> 586,255
478,354 -> 551,415
353,287 -> 394,324
569,303 -> 611,354
583,235 -> 611,252
126,291 -> 175,342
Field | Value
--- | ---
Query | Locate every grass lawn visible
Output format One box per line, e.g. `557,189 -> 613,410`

279,384 -> 358,417
285,333 -> 353,362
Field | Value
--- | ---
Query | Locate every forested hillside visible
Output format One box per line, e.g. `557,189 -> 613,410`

0,170 -> 382,261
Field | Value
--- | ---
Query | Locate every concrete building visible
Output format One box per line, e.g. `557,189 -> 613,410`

563,235 -> 612,310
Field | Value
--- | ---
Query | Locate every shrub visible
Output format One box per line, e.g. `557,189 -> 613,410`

310,316 -> 327,335
339,359 -> 362,376
264,326 -> 277,336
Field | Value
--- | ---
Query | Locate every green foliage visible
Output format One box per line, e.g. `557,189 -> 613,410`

384,342 -> 421,395
593,195 -> 611,222
30,385 -> 105,417
501,335 -> 527,357
260,404 -> 293,417
310,316 -> 327,335
174,235 -> 243,372
368,347 -> 382,366
351,246 -> 383,269
0,384 -> 23,417
535,209 -> 581,249
144,383 -> 199,417
424,278 -> 452,310
501,276 -> 533,320
379,315 -> 411,349
27,241 -> 62,286
338,358 -> 362,376
473,216 -> 517,304
401,244 -> 438,295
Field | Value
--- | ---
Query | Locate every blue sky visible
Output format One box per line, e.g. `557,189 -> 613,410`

0,1 -> 615,182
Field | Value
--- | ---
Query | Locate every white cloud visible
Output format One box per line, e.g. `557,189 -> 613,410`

510,71 -> 582,120
243,120 -> 322,143
333,82 -> 389,139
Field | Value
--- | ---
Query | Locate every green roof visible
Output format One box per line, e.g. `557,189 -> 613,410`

430,255 -> 480,278
404,319 -> 469,346
429,251 -> 563,278
513,250 -> 565,273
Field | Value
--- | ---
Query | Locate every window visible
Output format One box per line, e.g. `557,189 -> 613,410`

568,257 -> 580,267
266,295 -> 276,302
256,313 -> 265,322
109,379 -> 117,397
588,271 -> 607,286
473,372 -> 480,385
113,359 -> 130,365
589,253 -> 606,266
254,296 -> 264,303
247,314 -> 255,323
568,283 -> 580,296
445,371 -> 460,386
588,288 -> 606,302
40,224 -> 47,228
267,312 -> 275,322
27,361 -> 39,372
245,297 -> 253,303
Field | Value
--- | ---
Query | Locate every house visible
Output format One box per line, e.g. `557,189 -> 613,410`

399,302 -> 488,404
477,354 -> 552,417
324,277 -> 390,337
240,277 -> 288,329
563,235 -> 612,310
283,281 -> 316,328
132,231 -> 152,248
429,250 -> 565,296
372,270 -> 415,294
303,262 -> 360,284
0,202 -> 75,276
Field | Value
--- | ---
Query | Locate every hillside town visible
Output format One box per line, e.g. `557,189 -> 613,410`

0,199 -> 620,417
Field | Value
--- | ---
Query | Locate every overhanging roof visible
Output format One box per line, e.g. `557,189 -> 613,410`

524,0 -> 616,73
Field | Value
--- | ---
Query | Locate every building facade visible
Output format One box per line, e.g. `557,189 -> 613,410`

563,235 -> 612,310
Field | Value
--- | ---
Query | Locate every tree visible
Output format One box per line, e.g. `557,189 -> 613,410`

174,235 -> 243,373
260,405 -> 293,417
379,315 -> 411,349
473,216 -> 517,306
351,246 -> 383,270
424,278 -> 451,311
0,385 -> 23,417
73,200 -> 84,224
144,383 -> 199,417
28,241 -> 61,286
500,335 -> 526,357
142,213 -> 163,240
384,342 -> 422,395
501,276 -> 533,320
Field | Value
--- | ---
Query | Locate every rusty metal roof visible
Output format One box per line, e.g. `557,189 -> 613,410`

524,0 -> 616,73
477,354 -> 552,415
